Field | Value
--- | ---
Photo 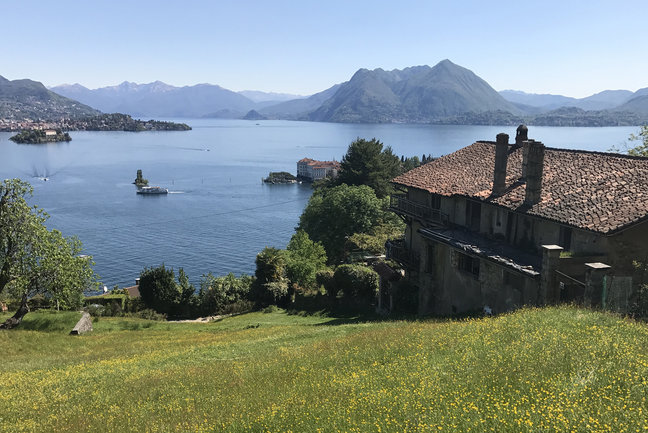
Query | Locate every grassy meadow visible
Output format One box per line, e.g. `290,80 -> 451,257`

1,306 -> 647,432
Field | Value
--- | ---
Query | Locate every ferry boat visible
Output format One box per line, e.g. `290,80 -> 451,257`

137,186 -> 168,195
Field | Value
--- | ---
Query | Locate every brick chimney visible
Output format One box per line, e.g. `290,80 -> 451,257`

492,133 -> 509,196
523,139 -> 545,205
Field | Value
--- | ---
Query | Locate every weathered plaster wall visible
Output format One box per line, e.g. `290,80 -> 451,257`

607,221 -> 648,274
417,240 -> 540,316
571,229 -> 608,256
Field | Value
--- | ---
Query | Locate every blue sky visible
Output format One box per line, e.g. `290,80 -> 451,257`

2,0 -> 646,97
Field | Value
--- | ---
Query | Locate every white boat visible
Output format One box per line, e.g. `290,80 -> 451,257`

137,186 -> 168,195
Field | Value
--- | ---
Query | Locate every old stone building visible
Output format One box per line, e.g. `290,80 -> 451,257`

388,126 -> 648,315
297,158 -> 340,181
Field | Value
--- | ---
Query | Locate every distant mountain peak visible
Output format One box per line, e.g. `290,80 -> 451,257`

310,59 -> 519,123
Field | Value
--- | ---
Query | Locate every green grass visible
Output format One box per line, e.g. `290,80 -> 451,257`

1,306 -> 647,432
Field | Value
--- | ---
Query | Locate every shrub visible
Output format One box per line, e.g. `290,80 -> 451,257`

316,269 -> 336,297
84,294 -> 127,310
333,264 -> 379,300
131,309 -> 167,321
198,273 -> 253,315
219,300 -> 254,315
138,266 -> 195,317
28,294 -> 52,310
629,284 -> 648,319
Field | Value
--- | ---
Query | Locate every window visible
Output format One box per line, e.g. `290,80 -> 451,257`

457,252 -> 479,278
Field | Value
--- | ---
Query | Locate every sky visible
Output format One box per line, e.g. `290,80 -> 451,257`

2,0 -> 646,97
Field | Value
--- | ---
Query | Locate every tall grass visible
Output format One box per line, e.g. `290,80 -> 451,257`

0,306 -> 647,432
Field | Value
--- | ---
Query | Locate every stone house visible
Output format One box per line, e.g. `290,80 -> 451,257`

388,126 -> 648,315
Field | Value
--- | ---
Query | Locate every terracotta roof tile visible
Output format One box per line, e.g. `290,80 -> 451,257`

393,141 -> 648,234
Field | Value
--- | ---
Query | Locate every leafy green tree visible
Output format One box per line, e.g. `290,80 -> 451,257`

0,179 -> 98,328
285,230 -> 327,290
346,220 -> 405,257
336,138 -> 402,198
401,155 -> 421,172
198,273 -> 253,315
138,265 -> 194,317
251,247 -> 289,306
333,264 -> 379,299
627,125 -> 648,157
298,184 -> 386,262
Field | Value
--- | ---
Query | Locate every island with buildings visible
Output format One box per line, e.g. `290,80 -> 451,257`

297,158 -> 341,182
9,129 -> 71,144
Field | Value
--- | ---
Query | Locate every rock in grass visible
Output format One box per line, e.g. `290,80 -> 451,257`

70,312 -> 93,335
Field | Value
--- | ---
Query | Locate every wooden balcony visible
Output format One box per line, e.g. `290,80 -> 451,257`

386,239 -> 420,270
389,194 -> 449,227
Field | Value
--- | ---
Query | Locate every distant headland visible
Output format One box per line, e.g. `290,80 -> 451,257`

1,113 -> 191,133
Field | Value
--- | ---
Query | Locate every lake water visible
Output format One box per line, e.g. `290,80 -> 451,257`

0,120 -> 637,289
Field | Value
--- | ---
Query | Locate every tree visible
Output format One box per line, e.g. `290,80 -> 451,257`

333,264 -> 379,300
298,184 -> 386,262
198,273 -> 253,315
610,126 -> 648,157
336,138 -> 402,198
251,247 -> 289,306
401,155 -> 421,172
0,179 -> 97,328
285,230 -> 327,290
134,169 -> 149,187
138,265 -> 194,317
627,125 -> 648,157
346,220 -> 405,257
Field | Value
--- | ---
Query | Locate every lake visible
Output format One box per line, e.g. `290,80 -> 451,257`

0,120 -> 637,289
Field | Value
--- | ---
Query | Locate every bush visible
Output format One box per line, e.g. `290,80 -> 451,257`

138,265 -> 195,318
84,294 -> 127,310
218,300 -> 254,316
316,269 -> 336,298
130,309 -> 167,321
333,264 -> 379,300
629,284 -> 648,318
198,273 -> 253,315
28,294 -> 52,310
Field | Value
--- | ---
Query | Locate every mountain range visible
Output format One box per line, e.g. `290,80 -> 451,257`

4,60 -> 648,126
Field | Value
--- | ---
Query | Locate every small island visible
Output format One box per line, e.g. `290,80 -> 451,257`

263,171 -> 298,184
9,129 -> 71,144
134,169 -> 149,187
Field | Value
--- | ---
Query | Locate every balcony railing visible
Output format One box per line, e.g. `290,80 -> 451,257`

386,239 -> 420,270
389,194 -> 449,227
